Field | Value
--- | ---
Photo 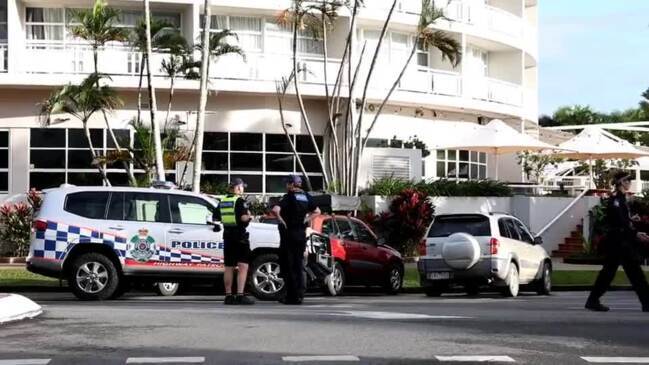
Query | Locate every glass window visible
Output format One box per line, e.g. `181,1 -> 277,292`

448,150 -> 457,160
498,219 -> 511,239
230,133 -> 262,151
203,152 -> 228,171
107,192 -> 124,220
69,129 -> 103,148
322,219 -> 337,236
0,131 -> 8,148
30,172 -> 65,190
428,215 -> 491,238
31,150 -> 65,169
124,192 -> 170,223
64,191 -> 109,219
304,176 -> 324,192
436,162 -> 446,178
366,139 -> 388,148
26,8 -> 64,41
108,173 -> 130,187
266,134 -> 293,152
67,150 -> 95,169
266,154 -> 293,172
68,172 -> 103,186
169,195 -> 214,225
230,175 -> 262,193
0,172 -> 7,192
31,128 -> 65,148
513,220 -> 534,244
265,175 -> 286,193
203,132 -> 228,151
299,155 -> 322,173
504,219 -> 521,241
295,135 -> 323,153
335,218 -> 354,239
231,153 -> 262,171
107,129 -> 131,148
352,220 -> 376,244
0,149 -> 7,169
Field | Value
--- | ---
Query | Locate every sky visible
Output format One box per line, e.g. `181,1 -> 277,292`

539,0 -> 649,116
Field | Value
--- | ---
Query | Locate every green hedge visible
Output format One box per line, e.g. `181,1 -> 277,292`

365,177 -> 513,197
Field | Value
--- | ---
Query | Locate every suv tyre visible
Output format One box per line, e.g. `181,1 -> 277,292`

502,263 -> 520,298
383,265 -> 403,295
535,262 -> 552,296
249,253 -> 285,301
155,282 -> 182,296
69,253 -> 120,301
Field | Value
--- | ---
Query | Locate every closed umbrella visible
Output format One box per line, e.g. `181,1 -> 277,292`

434,119 -> 568,180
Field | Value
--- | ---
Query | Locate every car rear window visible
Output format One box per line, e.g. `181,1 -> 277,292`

64,191 -> 109,219
427,215 -> 491,238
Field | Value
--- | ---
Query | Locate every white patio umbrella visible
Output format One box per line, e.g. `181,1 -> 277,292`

433,119 -> 567,180
555,126 -> 649,188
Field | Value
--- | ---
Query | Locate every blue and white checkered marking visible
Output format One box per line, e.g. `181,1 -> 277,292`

32,220 -> 127,261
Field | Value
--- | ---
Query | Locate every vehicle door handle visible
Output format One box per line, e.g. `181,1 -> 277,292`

168,229 -> 184,234
108,226 -> 125,231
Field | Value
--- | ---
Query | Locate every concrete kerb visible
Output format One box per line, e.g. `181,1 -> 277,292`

0,293 -> 43,324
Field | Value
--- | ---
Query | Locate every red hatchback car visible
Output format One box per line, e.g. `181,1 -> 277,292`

310,215 -> 404,295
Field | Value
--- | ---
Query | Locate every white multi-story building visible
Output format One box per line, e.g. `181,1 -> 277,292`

0,0 -> 538,198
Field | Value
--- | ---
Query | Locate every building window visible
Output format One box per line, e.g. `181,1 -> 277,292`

0,0 -> 7,41
29,128 -> 131,190
435,149 -> 487,180
0,131 -> 9,193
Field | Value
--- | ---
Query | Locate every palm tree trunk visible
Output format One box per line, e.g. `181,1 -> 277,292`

144,0 -> 165,182
321,2 -> 339,185
192,0 -> 212,193
165,73 -> 176,130
102,110 -> 137,186
136,54 -> 145,124
84,123 -> 111,186
291,6 -> 329,187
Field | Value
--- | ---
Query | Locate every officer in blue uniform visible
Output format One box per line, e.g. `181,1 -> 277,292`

271,175 -> 320,304
586,171 -> 649,312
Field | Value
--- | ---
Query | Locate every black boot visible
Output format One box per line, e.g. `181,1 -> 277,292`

224,294 -> 236,305
235,294 -> 255,305
585,301 -> 610,312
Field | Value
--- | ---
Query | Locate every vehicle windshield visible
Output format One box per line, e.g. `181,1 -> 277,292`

428,215 -> 491,238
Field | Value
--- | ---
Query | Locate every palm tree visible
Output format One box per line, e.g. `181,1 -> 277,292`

191,24 -> 246,192
39,74 -> 123,186
69,0 -> 135,185
160,36 -> 197,128
143,0 -> 165,182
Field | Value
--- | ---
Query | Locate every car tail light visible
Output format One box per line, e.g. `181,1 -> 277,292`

33,219 -> 47,232
490,237 -> 500,255
417,239 -> 427,256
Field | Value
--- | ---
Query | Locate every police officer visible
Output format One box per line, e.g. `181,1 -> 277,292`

220,178 -> 255,305
585,171 -> 649,312
271,175 -> 320,304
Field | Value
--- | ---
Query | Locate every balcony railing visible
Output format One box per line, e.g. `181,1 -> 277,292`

487,78 -> 523,106
0,43 -> 7,73
400,67 -> 462,97
23,44 -> 343,86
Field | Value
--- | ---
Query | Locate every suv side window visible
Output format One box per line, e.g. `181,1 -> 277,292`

64,192 -> 109,219
335,218 -> 354,240
351,220 -> 377,245
322,218 -> 338,236
107,192 -> 125,220
504,219 -> 521,241
513,219 -> 534,244
123,192 -> 170,223
498,218 -> 511,238
169,195 -> 214,225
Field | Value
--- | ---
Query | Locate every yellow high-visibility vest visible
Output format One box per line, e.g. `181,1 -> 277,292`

219,196 -> 239,227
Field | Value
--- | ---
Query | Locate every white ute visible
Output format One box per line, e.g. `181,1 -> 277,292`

418,213 -> 552,297
26,186 -> 283,300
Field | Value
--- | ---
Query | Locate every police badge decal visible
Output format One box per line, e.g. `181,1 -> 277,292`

129,228 -> 156,262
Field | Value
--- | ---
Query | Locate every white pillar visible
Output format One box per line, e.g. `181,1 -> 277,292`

10,128 -> 29,195
7,0 -> 24,73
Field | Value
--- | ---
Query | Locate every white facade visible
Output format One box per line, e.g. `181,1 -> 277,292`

0,0 -> 539,198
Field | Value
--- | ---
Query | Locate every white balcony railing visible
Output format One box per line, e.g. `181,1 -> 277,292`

23,44 -> 343,86
487,78 -> 523,106
400,67 -> 462,97
0,43 -> 7,72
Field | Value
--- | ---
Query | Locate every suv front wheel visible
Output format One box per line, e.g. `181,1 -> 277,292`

69,253 -> 120,301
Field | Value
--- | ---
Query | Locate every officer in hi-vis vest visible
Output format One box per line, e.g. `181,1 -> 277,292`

220,178 -> 254,305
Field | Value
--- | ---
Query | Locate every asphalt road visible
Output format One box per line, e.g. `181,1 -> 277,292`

1,291 -> 648,365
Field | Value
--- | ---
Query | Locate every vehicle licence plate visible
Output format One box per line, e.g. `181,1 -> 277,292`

427,272 -> 451,280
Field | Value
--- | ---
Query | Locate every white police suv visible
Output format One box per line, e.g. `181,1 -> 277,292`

27,186 -> 280,300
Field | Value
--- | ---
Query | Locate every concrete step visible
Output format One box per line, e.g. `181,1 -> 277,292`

564,237 -> 583,245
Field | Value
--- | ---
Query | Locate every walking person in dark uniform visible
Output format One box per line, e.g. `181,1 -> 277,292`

585,171 -> 649,312
271,175 -> 320,305
220,178 -> 255,305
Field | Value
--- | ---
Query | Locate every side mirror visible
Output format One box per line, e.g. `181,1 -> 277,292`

533,236 -> 543,246
377,237 -> 386,245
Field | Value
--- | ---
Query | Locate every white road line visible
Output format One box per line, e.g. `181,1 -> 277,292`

126,357 -> 205,364
435,355 -> 516,362
328,311 -> 470,320
282,355 -> 360,362
581,357 -> 649,363
0,360 -> 51,365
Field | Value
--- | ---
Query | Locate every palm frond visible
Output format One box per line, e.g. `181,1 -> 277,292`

419,29 -> 462,67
